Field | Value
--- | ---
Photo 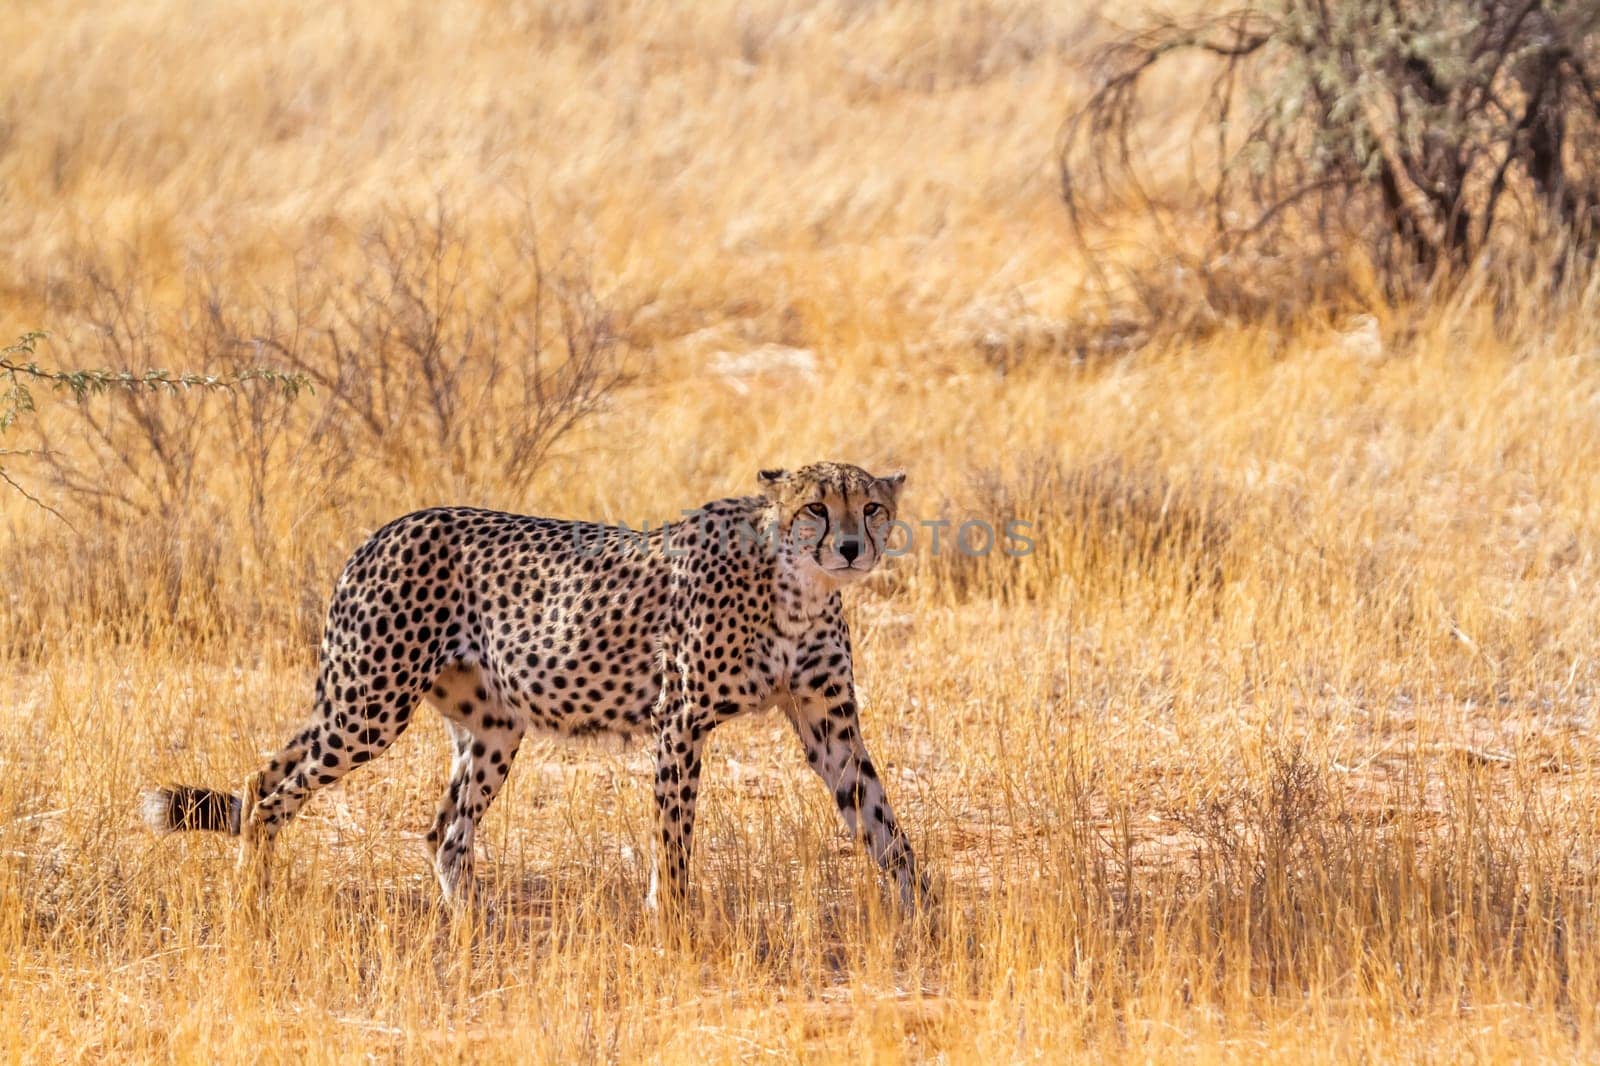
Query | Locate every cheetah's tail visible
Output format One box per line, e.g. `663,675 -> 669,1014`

141,786 -> 243,836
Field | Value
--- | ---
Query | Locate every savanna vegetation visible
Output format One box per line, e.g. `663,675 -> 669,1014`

3,1 -> 1599,1061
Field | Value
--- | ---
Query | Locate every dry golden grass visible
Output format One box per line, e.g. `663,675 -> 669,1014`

3,1 -> 1600,1061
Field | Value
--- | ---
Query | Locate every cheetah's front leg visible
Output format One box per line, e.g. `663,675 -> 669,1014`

788,688 -> 928,910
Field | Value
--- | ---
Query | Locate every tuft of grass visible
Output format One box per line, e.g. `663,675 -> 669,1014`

928,452 -> 1234,605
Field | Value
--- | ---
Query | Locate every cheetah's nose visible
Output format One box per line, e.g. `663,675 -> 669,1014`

840,541 -> 861,563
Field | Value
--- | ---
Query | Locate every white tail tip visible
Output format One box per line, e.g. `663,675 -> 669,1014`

140,788 -> 175,834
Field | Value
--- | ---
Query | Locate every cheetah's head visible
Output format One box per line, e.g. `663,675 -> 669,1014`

757,462 -> 905,585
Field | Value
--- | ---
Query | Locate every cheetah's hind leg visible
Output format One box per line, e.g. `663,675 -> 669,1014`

423,664 -> 526,910
234,728 -> 318,906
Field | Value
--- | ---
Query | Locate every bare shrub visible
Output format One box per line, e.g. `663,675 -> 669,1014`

6,199 -> 626,642
1061,1 -> 1600,331
31,263 -> 320,525
271,200 -> 626,503
12,260 -> 335,632
0,323 -> 309,644
32,199 -> 623,518
36,264 -> 214,519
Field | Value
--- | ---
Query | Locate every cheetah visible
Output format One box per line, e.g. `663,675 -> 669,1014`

143,462 -> 928,914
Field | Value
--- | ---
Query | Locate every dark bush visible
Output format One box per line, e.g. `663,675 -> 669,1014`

1062,0 -> 1600,318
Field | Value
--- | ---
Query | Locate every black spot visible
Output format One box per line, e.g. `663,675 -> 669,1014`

835,779 -> 869,812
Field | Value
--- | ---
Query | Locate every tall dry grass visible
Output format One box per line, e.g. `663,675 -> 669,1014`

2,1 -> 1599,1061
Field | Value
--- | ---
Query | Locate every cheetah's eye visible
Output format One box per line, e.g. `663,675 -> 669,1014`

803,502 -> 829,519
863,502 -> 885,518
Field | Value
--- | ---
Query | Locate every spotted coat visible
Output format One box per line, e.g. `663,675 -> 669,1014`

143,462 -> 926,913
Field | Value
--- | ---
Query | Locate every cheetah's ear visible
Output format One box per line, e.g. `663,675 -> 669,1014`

756,468 -> 791,496
877,470 -> 906,503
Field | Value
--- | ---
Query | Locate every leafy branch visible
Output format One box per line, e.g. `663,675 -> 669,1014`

0,331 -> 311,514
